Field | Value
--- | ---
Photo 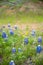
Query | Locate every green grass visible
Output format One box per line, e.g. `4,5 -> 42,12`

0,1 -> 43,65
0,0 -> 43,24
0,2 -> 43,65
0,27 -> 43,65
0,11 -> 43,24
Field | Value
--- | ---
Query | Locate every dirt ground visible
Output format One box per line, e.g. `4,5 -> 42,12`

12,22 -> 43,31
0,22 -> 43,31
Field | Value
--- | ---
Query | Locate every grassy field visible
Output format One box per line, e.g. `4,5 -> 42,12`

0,12 -> 43,24
0,1 -> 43,65
0,25 -> 43,65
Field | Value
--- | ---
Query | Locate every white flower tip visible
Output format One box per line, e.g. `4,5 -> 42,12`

39,36 -> 42,38
11,60 -> 14,62
12,47 -> 15,49
38,45 -> 40,46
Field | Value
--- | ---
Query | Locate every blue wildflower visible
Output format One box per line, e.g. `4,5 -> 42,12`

8,23 -> 11,27
31,32 -> 35,36
10,30 -> 14,35
38,36 -> 42,43
24,38 -> 29,44
36,45 -> 42,53
2,32 -> 7,38
31,30 -> 36,36
32,30 -> 35,33
12,47 -> 16,53
9,60 -> 15,65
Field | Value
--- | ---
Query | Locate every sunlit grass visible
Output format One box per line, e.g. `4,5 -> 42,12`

0,11 -> 43,24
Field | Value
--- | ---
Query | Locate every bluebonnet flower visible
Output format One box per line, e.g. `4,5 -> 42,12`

10,30 -> 14,35
38,36 -> 42,43
2,31 -> 7,38
31,32 -> 35,36
24,38 -> 29,44
31,30 -> 35,36
18,48 -> 22,52
8,23 -> 11,28
12,47 -> 16,54
36,45 -> 42,53
32,30 -> 35,33
9,60 -> 15,65
14,25 -> 18,30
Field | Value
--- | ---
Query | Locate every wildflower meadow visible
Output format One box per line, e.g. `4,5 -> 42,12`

0,24 -> 43,65
0,0 -> 43,65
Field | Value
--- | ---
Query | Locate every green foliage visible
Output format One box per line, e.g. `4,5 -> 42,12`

0,0 -> 9,2
0,0 -> 43,2
39,0 -> 43,1
0,27 -> 43,65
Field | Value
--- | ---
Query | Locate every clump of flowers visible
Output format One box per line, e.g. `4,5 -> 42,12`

0,24 -> 43,65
